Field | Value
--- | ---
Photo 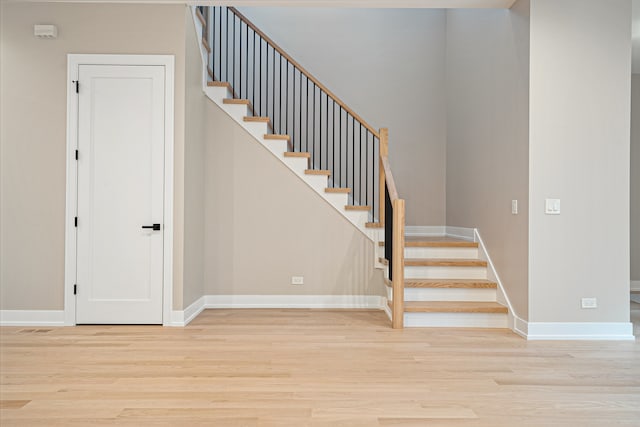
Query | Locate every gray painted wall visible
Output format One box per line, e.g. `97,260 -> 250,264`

445,1 -> 530,319
237,7 -> 447,226
0,2 -> 187,310
632,75 -> 640,284
528,0 -> 631,322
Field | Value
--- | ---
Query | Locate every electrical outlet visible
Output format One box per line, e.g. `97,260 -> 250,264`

545,198 -> 561,215
511,200 -> 518,215
291,276 -> 304,285
581,297 -> 597,309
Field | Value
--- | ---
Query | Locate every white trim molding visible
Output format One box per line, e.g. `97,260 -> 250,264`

526,322 -> 635,341
65,54 -> 175,327
446,226 -> 475,240
205,294 -> 385,309
168,295 -> 386,326
0,310 -> 66,327
404,226 -> 446,237
631,280 -> 640,292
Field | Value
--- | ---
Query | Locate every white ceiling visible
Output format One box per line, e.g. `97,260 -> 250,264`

7,0 -> 517,8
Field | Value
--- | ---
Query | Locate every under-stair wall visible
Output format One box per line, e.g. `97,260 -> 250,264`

445,1 -> 530,323
186,11 -> 386,306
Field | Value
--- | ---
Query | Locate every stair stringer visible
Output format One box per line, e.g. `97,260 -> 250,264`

191,7 -> 375,242
473,228 -> 522,335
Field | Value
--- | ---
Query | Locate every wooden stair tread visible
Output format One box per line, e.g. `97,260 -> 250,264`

264,134 -> 290,141
366,222 -> 383,228
345,205 -> 371,211
305,169 -> 331,176
224,98 -> 250,105
401,279 -> 497,288
326,187 -> 351,193
402,301 -> 508,314
379,239 -> 478,248
404,258 -> 487,267
284,152 -> 310,158
208,81 -> 231,88
243,116 -> 270,123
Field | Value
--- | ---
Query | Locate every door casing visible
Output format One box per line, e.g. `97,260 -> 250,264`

65,54 -> 174,326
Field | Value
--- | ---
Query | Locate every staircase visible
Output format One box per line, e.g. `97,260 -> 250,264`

192,6 -> 510,330
380,236 -> 508,328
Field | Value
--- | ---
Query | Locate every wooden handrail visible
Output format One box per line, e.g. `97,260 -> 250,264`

229,7 -> 379,138
381,157 -> 399,202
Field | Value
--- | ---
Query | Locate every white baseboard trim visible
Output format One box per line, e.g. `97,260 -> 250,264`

168,295 -> 386,326
204,294 -> 385,309
0,310 -> 66,327
382,298 -> 392,321
526,322 -> 635,341
512,314 -> 528,339
446,226 -> 475,240
166,296 -> 207,327
631,280 -> 640,292
405,226 -> 446,237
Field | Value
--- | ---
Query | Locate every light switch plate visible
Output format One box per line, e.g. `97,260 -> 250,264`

291,276 -> 304,285
511,200 -> 518,215
545,198 -> 561,215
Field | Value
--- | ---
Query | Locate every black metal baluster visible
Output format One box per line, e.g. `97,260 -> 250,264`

286,60 -> 289,139
229,8 -> 231,82
359,123 -> 362,208
320,90 -> 323,169
252,31 -> 255,110
352,117 -> 355,204
293,67 -> 296,151
259,37 -> 262,116
385,184 -> 393,279
339,107 -> 342,188
313,84 -> 316,162
233,13 -> 236,92
246,22 -> 248,100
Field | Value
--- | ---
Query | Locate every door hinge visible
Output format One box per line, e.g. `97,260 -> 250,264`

74,217 -> 77,227
75,150 -> 78,160
73,80 -> 79,94
74,284 -> 77,295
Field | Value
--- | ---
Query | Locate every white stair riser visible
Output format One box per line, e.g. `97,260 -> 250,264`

404,312 -> 508,328
242,121 -> 270,141
260,139 -> 288,157
204,86 -> 233,102
386,286 -> 496,302
378,246 -> 478,259
345,210 -> 369,228
280,156 -> 309,174
386,266 -> 487,280
223,104 -> 249,122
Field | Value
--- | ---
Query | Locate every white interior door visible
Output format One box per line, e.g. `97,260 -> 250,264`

76,64 -> 165,324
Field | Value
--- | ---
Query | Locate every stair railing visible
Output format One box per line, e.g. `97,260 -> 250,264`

380,129 -> 405,329
196,6 -> 406,328
198,5 -> 381,221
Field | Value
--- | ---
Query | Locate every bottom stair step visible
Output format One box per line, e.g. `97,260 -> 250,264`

402,301 -> 507,314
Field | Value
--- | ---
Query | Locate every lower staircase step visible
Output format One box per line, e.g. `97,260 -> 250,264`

366,222 -> 383,228
284,152 -> 310,158
405,258 -> 487,267
402,301 -> 507,314
243,116 -> 270,123
403,279 -> 497,289
224,98 -> 250,105
208,81 -> 231,88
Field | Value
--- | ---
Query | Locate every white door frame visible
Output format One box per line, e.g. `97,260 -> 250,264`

65,54 -> 174,326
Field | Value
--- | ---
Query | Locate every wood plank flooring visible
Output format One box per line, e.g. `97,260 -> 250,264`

1,309 -> 639,426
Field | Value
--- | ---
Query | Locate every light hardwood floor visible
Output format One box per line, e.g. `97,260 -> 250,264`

1,309 -> 639,426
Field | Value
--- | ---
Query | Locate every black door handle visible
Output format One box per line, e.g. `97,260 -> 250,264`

141,224 -> 161,231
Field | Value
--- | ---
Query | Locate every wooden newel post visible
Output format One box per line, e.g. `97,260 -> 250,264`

379,128 -> 389,224
392,198 -> 405,329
